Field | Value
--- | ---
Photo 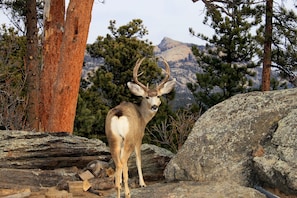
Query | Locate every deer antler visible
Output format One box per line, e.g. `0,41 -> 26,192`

133,58 -> 148,91
133,57 -> 171,90
157,57 -> 171,89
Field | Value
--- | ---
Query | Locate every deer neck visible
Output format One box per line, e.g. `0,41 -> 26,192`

137,100 -> 158,125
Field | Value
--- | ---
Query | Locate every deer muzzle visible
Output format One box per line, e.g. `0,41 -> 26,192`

151,105 -> 159,111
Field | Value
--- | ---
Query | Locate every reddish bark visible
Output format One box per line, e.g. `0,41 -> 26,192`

45,0 -> 94,132
40,0 -> 65,131
261,0 -> 273,91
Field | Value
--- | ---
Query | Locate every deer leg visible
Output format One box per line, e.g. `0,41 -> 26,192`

135,144 -> 146,187
120,145 -> 133,198
109,140 -> 123,198
115,163 -> 122,198
122,161 -> 130,198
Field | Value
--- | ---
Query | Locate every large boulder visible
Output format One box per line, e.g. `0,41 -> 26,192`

164,88 -> 297,193
253,108 -> 297,194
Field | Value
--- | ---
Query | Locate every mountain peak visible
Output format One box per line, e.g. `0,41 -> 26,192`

154,37 -> 194,63
158,37 -> 183,51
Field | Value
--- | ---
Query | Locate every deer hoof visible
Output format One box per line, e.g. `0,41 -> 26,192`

140,184 -> 147,188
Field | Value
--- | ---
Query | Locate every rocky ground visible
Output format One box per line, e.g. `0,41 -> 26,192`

1,180 -> 297,198
1,88 -> 297,198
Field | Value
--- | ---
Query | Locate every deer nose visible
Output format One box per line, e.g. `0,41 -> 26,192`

151,105 -> 158,111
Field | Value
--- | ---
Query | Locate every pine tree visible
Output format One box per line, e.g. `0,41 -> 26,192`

188,1 -> 260,110
261,5 -> 297,87
0,25 -> 27,129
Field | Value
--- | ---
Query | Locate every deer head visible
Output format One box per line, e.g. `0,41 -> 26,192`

127,57 -> 176,114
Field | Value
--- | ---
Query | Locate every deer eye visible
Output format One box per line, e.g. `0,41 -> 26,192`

145,96 -> 150,99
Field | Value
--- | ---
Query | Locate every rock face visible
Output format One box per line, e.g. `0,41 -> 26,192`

253,108 -> 297,194
164,88 -> 297,194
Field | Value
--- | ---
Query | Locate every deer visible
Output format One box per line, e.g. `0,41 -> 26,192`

105,57 -> 175,198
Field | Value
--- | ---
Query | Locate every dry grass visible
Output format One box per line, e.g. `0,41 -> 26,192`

147,108 -> 200,153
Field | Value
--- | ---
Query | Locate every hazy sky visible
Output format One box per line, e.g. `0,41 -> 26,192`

0,0 -> 211,45
88,0 -> 211,45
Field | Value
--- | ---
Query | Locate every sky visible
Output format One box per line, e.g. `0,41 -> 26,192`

88,0 -> 211,45
0,0 -> 211,46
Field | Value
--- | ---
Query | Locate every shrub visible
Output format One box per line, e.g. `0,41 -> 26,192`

146,108 -> 200,153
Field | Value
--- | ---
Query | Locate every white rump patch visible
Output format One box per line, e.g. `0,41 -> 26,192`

110,116 -> 129,139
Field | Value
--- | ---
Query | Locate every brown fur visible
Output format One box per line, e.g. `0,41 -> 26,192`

105,101 -> 156,198
105,58 -> 175,198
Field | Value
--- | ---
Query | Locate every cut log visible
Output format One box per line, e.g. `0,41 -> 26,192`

0,130 -> 111,169
0,188 -> 31,198
68,181 -> 84,194
82,180 -> 91,192
0,168 -> 78,190
79,170 -> 94,181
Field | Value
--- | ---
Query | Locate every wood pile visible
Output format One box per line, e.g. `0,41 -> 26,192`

0,160 -> 115,197
0,130 -> 174,197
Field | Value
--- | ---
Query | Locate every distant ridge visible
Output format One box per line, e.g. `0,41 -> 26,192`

154,37 -> 203,108
84,37 -> 285,109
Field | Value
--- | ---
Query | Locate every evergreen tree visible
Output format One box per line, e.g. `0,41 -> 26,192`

0,0 -> 44,34
257,5 -> 297,87
0,25 -> 27,129
188,1 -> 260,110
194,0 -> 297,90
75,19 -> 175,140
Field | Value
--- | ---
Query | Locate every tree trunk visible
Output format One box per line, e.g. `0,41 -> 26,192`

40,0 -> 94,133
40,0 -> 65,132
261,0 -> 273,91
25,0 -> 40,130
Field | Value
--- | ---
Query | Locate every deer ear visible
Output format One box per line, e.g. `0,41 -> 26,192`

127,82 -> 146,97
159,79 -> 176,95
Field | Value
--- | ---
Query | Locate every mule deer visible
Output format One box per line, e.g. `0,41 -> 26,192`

105,57 -> 175,198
